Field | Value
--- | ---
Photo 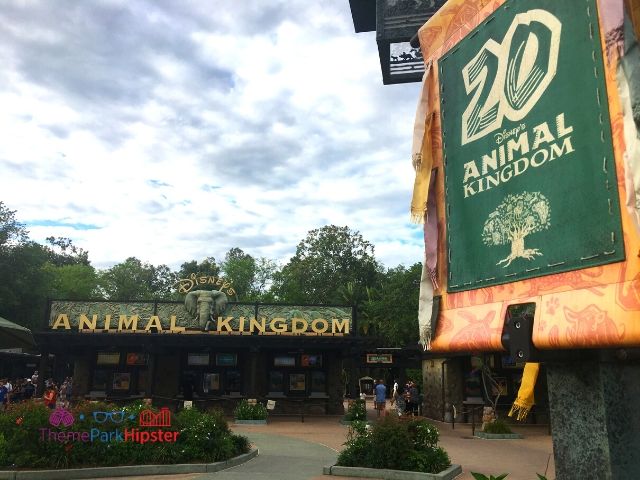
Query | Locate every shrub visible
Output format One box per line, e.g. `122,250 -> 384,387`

482,419 -> 513,434
336,421 -> 370,467
409,419 -> 440,448
0,400 -> 248,469
234,400 -> 268,420
175,407 -> 241,462
336,416 -> 451,474
231,433 -> 251,454
367,417 -> 413,470
344,399 -> 366,421
0,433 -> 8,467
403,446 -> 450,474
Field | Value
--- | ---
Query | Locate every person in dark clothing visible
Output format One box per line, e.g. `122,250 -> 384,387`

23,379 -> 35,400
181,374 -> 194,401
0,381 -> 8,411
404,380 -> 420,416
409,381 -> 420,415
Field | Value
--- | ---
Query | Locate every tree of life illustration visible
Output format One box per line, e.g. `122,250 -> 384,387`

482,191 -> 551,267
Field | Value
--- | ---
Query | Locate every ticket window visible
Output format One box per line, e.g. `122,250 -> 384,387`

91,352 -> 148,396
268,353 -> 326,397
181,352 -> 242,397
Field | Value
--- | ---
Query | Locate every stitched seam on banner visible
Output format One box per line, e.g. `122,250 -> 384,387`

439,60 -> 454,286
586,0 -> 617,260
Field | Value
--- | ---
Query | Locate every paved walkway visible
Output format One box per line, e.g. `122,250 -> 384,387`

93,402 -> 556,480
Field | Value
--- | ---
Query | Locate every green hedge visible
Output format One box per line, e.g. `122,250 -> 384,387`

233,400 -> 268,420
482,419 -> 513,434
337,417 -> 450,474
0,400 -> 250,469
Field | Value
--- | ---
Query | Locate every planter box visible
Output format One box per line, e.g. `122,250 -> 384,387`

0,448 -> 258,480
323,463 -> 462,480
234,419 -> 268,425
474,431 -> 523,440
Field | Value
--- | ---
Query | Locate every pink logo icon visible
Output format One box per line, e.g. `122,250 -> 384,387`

139,407 -> 171,427
49,407 -> 74,427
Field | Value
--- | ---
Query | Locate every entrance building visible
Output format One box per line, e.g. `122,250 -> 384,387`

35,299 -> 374,415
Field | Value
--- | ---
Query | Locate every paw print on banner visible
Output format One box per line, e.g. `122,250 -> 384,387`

546,297 -> 560,315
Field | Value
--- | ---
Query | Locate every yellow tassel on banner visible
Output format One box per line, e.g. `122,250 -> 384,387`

508,362 -> 540,421
410,65 -> 435,224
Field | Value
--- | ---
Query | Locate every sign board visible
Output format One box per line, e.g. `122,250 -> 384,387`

366,353 -> 393,364
48,301 -> 353,336
439,0 -> 624,291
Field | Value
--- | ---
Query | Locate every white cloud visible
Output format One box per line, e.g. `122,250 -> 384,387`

0,0 -> 424,271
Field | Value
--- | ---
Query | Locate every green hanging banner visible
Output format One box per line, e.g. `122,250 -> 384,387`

439,0 -> 624,292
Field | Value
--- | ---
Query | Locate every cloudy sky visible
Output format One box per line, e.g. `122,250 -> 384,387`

0,0 -> 424,271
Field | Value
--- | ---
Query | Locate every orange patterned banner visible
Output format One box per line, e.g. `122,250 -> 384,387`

422,0 -> 640,352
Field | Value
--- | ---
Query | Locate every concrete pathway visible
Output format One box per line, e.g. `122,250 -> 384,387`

202,431 -> 337,479
90,401 -> 555,480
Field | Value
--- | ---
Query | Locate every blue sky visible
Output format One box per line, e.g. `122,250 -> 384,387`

0,0 -> 424,270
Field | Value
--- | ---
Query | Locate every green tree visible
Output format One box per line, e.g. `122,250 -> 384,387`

339,281 -> 379,335
272,225 -> 381,304
369,263 -> 422,347
43,263 -> 99,300
253,257 -> 279,302
220,248 -> 279,301
44,236 -> 90,266
0,203 -> 95,329
177,257 -> 220,280
0,202 -> 28,249
98,257 -> 175,301
150,264 -> 178,299
220,248 -> 255,300
0,242 -> 52,330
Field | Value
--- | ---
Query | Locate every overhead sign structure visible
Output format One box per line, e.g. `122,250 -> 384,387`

438,0 -> 624,291
48,300 -> 353,336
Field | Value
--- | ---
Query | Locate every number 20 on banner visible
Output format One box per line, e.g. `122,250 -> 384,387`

461,10 -> 562,145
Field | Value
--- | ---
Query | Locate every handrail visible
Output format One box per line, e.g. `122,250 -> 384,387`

450,404 -> 484,436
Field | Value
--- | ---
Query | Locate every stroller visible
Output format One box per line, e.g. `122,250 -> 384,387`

393,394 -> 406,417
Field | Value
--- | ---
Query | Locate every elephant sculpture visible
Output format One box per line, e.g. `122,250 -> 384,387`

184,289 -> 228,331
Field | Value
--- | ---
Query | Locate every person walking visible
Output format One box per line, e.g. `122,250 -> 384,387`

5,379 -> 13,401
43,384 -> 58,410
407,381 -> 420,416
390,379 -> 397,406
64,377 -> 73,407
23,379 -> 35,400
0,380 -> 8,411
374,379 -> 387,417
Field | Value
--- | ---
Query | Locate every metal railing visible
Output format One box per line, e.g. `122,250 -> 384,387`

450,404 -> 485,436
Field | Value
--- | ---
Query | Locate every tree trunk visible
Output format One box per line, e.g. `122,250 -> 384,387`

510,235 -> 525,258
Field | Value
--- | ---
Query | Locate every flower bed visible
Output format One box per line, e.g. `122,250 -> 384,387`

0,400 -> 250,469
233,400 -> 268,423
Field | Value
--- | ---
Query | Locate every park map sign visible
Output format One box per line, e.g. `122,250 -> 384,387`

439,0 -> 624,292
